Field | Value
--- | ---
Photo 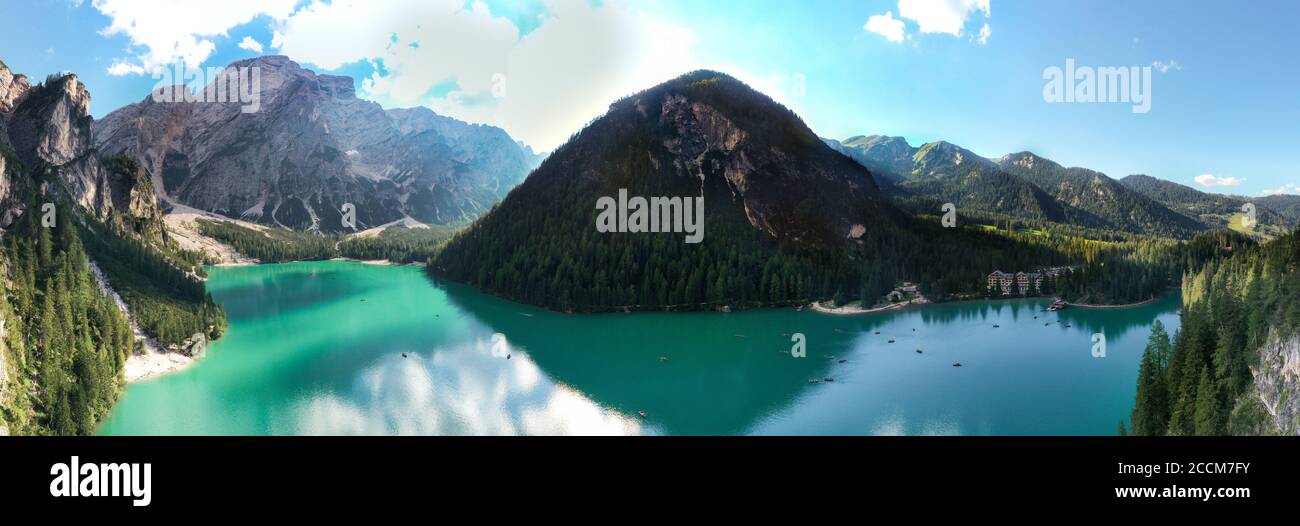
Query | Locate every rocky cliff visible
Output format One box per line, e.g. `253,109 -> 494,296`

0,59 -> 31,226
1245,331 -> 1300,435
95,55 -> 540,232
1,70 -> 161,230
0,59 -> 30,113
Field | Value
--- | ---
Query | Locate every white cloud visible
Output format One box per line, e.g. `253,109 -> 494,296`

1151,60 -> 1182,73
106,61 -> 146,76
91,0 -> 795,152
269,0 -> 704,151
865,11 -> 906,43
864,0 -> 991,44
276,0 -> 519,104
92,0 -> 298,74
1262,183 -> 1300,196
897,0 -> 990,36
237,36 -> 264,54
439,0 -> 698,151
1195,173 -> 1244,188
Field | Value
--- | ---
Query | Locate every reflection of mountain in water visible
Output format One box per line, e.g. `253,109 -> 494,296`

103,262 -> 1184,436
436,280 -> 837,435
439,281 -> 1180,435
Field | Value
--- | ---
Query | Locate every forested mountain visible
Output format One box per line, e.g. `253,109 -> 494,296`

1255,194 -> 1300,223
825,135 -> 1063,221
432,71 -> 900,311
94,55 -> 541,232
1130,229 -> 1300,435
903,141 -> 1069,222
998,152 -> 1205,238
829,134 -> 1213,238
430,71 -> 1179,312
1119,174 -> 1296,236
0,62 -> 224,435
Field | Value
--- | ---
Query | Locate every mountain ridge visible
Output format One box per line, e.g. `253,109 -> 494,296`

94,55 -> 542,233
829,133 -> 1272,239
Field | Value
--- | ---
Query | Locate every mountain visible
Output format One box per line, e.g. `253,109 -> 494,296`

902,141 -> 1069,222
830,134 -> 1209,238
1254,194 -> 1300,223
1,61 -> 224,435
1120,174 -> 1297,236
432,71 -> 898,311
824,134 -> 915,180
997,152 -> 1205,238
94,55 -> 540,232
2,70 -> 162,234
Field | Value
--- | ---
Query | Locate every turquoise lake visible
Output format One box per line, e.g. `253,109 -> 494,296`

99,260 -> 1182,435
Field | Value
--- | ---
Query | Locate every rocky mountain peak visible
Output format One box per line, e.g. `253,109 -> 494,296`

230,55 -> 355,102
8,73 -> 94,168
0,64 -> 161,230
912,140 -> 997,177
0,60 -> 31,113
94,55 -> 538,232
1000,151 -> 1065,173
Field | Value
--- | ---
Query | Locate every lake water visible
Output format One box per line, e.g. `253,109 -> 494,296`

99,261 -> 1181,436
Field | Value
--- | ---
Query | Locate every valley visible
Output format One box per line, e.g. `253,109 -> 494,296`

1,59 -> 1296,437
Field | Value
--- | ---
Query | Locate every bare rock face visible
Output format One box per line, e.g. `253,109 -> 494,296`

0,126 -> 11,227
1247,331 -> 1300,435
95,55 -> 540,232
8,74 -> 93,168
0,59 -> 30,227
0,67 -> 161,231
0,60 -> 30,113
637,75 -> 882,245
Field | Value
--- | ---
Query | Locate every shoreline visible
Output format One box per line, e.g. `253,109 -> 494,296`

329,257 -> 427,267
212,257 -> 428,268
808,293 -> 1163,316
1063,296 -> 1159,309
810,297 -> 931,315
125,349 -> 196,383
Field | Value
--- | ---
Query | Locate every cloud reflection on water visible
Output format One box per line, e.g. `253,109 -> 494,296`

291,335 -> 650,435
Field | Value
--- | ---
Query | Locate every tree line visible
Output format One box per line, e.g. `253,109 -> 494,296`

197,219 -> 451,264
1,201 -> 133,435
1130,229 -> 1299,435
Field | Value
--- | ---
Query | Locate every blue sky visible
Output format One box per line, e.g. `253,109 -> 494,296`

1,0 -> 1297,196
